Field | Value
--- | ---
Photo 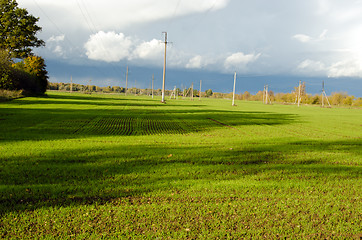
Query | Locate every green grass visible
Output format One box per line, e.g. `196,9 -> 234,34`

0,92 -> 361,239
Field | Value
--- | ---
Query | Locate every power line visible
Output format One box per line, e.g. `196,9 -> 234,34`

75,0 -> 124,78
79,0 -> 99,34
32,0 -> 73,47
165,0 -> 182,30
76,0 -> 97,34
32,0 -> 116,83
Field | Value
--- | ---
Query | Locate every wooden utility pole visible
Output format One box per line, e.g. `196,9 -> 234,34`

170,86 -> 176,99
321,81 -> 331,107
232,72 -> 236,106
125,66 -> 129,96
70,76 -> 73,93
152,74 -> 154,99
88,79 -> 91,94
134,79 -> 137,96
199,80 -> 202,101
191,82 -> 194,101
161,32 -> 168,103
322,81 -> 324,107
298,80 -> 301,107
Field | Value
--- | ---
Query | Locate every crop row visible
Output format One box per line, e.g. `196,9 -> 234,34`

74,117 -> 198,136
51,116 -> 229,136
27,119 -> 92,135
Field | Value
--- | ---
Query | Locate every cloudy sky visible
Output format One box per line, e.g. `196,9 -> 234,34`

17,0 -> 362,95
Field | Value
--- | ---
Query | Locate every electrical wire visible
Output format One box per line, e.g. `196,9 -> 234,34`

32,0 -> 128,86
76,0 -> 126,77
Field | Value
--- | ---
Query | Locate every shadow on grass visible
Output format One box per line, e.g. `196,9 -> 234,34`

12,93 -> 207,108
0,104 -> 297,142
0,138 -> 360,215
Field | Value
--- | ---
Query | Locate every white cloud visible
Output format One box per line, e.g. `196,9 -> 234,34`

292,29 -> 328,43
292,34 -> 312,43
18,0 -> 362,82
19,0 -> 229,31
319,29 -> 328,40
297,59 -> 326,75
328,60 -> 362,78
53,45 -> 63,54
186,55 -> 203,69
297,58 -> 362,78
46,35 -> 65,57
47,35 -> 65,42
224,52 -> 261,70
132,39 -> 163,60
84,31 -> 132,62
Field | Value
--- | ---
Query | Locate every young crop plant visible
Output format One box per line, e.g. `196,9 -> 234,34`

0,92 -> 360,239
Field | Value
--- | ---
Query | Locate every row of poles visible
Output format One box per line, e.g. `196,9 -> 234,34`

70,32 -> 331,108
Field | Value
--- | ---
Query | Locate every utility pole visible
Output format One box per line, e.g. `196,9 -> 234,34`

322,81 -> 324,107
232,72 -> 237,106
191,82 -> 194,101
134,79 -> 137,96
161,32 -> 169,103
152,74 -> 154,99
170,86 -> 176,99
199,80 -> 202,101
70,76 -> 73,93
263,85 -> 266,104
298,80 -> 301,107
88,79 -> 91,94
125,66 -> 129,96
265,85 -> 269,104
321,81 -> 331,107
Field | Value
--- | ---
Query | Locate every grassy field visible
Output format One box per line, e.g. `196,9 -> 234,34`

0,92 -> 361,239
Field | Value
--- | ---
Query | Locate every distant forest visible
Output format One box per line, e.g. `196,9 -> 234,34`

48,82 -> 362,107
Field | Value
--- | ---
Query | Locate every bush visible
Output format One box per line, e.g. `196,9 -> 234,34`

0,89 -> 23,101
12,55 -> 48,94
1,50 -> 48,94
352,98 -> 362,107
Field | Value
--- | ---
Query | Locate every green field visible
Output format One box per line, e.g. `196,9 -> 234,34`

0,92 -> 361,239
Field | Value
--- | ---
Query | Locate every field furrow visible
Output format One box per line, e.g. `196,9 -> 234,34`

0,93 -> 360,239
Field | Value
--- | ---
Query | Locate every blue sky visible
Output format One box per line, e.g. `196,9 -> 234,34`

18,0 -> 362,96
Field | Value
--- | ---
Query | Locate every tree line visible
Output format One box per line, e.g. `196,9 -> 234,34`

48,82 -> 361,107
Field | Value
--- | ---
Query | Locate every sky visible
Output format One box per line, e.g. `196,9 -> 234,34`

17,0 -> 362,96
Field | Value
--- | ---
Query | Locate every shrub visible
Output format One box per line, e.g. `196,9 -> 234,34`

0,89 -> 23,101
12,55 -> 48,94
352,97 -> 362,107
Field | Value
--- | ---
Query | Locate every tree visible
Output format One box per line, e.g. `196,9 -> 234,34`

242,91 -> 250,100
343,95 -> 354,106
330,92 -> 346,105
0,0 -> 44,58
310,94 -> 320,105
205,89 -> 213,97
12,55 -> 48,93
268,90 -> 275,102
0,49 -> 12,89
353,97 -> 362,107
193,89 -> 199,97
250,90 -> 264,101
